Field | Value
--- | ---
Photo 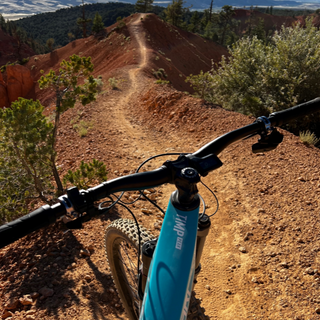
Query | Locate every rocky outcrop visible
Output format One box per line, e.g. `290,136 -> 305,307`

0,72 -> 9,108
0,65 -> 34,108
6,65 -> 34,103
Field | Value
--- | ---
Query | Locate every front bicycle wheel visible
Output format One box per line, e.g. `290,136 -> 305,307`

105,219 -> 154,320
105,218 -> 209,320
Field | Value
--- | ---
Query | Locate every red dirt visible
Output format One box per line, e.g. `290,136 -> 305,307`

1,12 -> 320,320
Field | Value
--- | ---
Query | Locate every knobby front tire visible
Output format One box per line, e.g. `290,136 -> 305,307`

105,219 -> 209,320
105,219 -> 154,320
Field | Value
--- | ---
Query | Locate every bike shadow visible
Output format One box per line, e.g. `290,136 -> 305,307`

0,206 -> 126,319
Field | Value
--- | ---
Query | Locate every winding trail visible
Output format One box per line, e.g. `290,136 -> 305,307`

104,14 -> 151,148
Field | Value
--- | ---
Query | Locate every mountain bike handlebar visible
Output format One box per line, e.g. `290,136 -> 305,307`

1,97 -> 320,249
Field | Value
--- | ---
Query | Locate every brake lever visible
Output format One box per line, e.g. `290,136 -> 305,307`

252,128 -> 284,153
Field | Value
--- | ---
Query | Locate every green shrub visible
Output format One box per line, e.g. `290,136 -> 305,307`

63,159 -> 108,190
20,57 -> 30,65
299,131 -> 320,146
196,19 -> 320,117
186,71 -> 215,100
155,79 -> 170,85
108,77 -> 121,89
152,68 -> 167,79
73,120 -> 93,137
94,76 -> 104,92
0,98 -> 54,222
117,19 -> 126,28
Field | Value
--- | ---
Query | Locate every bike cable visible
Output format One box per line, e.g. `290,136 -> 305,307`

200,179 -> 219,217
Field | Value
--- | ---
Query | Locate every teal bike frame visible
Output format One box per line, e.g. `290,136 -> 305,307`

140,197 -> 200,320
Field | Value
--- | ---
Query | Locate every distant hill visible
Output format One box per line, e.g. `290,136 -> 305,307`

15,3 -> 165,49
14,2 -> 310,51
2,0 -> 320,20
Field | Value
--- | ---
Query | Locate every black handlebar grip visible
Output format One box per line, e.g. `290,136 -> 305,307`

269,97 -> 320,127
0,203 -> 65,249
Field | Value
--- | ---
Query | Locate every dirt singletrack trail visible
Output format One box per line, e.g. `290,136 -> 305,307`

109,15 -> 148,138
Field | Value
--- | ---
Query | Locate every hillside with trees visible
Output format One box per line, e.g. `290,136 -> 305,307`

0,14 -> 39,65
13,1 -> 318,52
15,3 -> 165,49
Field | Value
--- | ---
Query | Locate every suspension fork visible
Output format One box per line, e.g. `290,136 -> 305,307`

193,214 -> 211,288
140,213 -> 211,297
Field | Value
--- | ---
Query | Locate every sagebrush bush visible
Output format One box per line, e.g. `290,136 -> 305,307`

299,131 -> 320,146
192,19 -> 320,117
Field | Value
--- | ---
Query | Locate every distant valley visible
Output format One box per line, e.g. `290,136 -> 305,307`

2,0 -> 320,20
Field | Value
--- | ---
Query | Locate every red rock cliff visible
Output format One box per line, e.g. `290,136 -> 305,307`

0,65 -> 34,108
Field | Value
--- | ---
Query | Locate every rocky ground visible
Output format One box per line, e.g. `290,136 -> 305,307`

1,13 -> 320,320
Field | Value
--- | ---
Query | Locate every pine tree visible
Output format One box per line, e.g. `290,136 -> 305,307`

209,0 -> 214,22
165,0 -> 186,27
189,11 -> 201,33
0,99 -> 54,220
46,38 -> 55,52
135,0 -> 154,13
77,0 -> 92,38
38,55 -> 98,194
217,5 -> 235,46
92,12 -> 105,34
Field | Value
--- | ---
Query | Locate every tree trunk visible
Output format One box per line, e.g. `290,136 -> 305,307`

51,156 -> 63,195
209,0 -> 214,22
51,95 -> 64,195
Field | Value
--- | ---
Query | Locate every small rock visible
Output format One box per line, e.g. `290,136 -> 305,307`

305,267 -> 314,275
225,289 -> 231,294
244,232 -> 252,241
149,194 -> 157,201
279,262 -> 289,268
84,274 -> 92,282
316,307 -> 320,314
39,287 -> 54,298
26,316 -> 35,320
154,223 -> 161,230
141,208 -> 153,215
30,292 -> 39,300
2,310 -> 13,319
205,285 -> 210,290
257,208 -> 265,213
252,277 -> 258,283
19,294 -> 33,305
239,246 -> 246,253
4,298 -> 19,310
80,249 -> 91,257
26,310 -> 36,315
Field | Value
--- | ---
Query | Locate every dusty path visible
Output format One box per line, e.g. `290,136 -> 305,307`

92,14 -> 250,320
